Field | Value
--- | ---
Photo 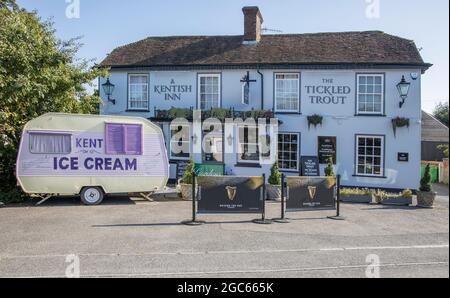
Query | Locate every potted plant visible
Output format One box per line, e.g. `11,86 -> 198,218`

373,189 -> 387,204
324,158 -> 335,177
380,189 -> 413,206
392,117 -> 410,137
178,159 -> 195,201
307,114 -> 323,129
417,164 -> 437,208
340,188 -> 374,203
267,162 -> 282,201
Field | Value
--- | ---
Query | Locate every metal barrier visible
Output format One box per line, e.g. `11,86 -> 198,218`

182,173 -> 272,225
274,174 -> 344,222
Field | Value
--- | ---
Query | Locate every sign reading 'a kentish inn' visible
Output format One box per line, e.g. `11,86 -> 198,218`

154,79 -> 193,101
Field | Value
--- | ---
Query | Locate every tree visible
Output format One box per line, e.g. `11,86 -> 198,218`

433,102 -> 449,127
325,158 -> 335,177
181,159 -> 195,184
0,0 -> 107,202
438,144 -> 449,158
268,162 -> 281,185
420,164 -> 432,192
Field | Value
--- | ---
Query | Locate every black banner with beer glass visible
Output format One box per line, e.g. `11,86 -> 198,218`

197,176 -> 264,214
286,177 -> 337,211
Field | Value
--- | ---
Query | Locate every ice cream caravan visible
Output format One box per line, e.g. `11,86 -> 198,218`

16,113 -> 169,205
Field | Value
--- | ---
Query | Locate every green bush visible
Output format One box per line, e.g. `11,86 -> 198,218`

400,189 -> 413,199
340,188 -> 373,196
168,107 -> 192,119
268,162 -> 281,185
324,158 -> 335,177
420,164 -> 432,192
0,187 -> 27,204
181,159 -> 195,184
374,189 -> 413,200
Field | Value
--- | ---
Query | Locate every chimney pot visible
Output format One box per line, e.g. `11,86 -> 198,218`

242,6 -> 264,44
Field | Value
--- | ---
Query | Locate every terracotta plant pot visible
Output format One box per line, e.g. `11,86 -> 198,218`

179,183 -> 194,201
266,184 -> 281,201
417,191 -> 436,208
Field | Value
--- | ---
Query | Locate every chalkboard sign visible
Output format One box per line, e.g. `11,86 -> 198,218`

300,156 -> 320,176
286,177 -> 337,211
176,161 -> 189,180
318,136 -> 337,164
197,176 -> 264,214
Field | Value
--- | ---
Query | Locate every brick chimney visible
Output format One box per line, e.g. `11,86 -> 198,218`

242,6 -> 264,44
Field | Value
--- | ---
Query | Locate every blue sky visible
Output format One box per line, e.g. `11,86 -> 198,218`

16,0 -> 449,112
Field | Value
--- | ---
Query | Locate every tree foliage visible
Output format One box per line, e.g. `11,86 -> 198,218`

268,162 -> 281,185
0,0 -> 108,202
324,158 -> 335,177
420,164 -> 432,192
433,101 -> 449,127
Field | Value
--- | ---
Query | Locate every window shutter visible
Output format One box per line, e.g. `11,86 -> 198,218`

125,124 -> 143,155
106,124 -> 125,154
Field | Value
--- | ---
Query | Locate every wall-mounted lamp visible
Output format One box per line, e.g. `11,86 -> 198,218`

397,75 -> 411,108
102,78 -> 116,105
227,134 -> 234,146
192,134 -> 198,145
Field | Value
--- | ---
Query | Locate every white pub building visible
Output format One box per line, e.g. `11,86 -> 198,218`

99,6 -> 431,191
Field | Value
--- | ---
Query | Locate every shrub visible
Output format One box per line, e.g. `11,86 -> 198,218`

0,187 -> 27,204
420,164 -> 432,192
324,158 -> 335,177
181,159 -> 195,185
400,189 -> 413,199
340,188 -> 373,196
268,162 -> 281,185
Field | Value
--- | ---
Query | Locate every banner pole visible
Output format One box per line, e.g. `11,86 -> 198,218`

181,171 -> 205,226
328,174 -> 345,221
262,173 -> 266,221
253,174 -> 272,224
192,172 -> 197,222
336,174 -> 341,217
273,173 -> 289,223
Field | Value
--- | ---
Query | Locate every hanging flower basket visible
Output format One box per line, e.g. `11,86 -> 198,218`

307,115 -> 323,129
392,117 -> 410,137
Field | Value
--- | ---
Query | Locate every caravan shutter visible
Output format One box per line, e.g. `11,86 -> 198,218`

124,124 -> 142,155
105,123 -> 125,154
105,123 -> 143,155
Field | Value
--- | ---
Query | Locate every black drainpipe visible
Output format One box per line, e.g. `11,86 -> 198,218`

257,69 -> 264,110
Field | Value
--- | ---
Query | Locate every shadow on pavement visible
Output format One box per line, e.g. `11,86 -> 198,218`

92,220 -> 257,228
3,195 -> 137,208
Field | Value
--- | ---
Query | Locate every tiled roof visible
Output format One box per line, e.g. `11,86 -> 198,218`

100,31 -> 430,70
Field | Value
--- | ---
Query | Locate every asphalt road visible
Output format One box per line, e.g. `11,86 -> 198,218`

0,184 -> 448,278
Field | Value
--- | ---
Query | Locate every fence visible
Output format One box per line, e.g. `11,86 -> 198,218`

182,173 -> 344,226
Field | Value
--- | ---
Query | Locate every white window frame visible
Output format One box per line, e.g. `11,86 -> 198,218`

355,135 -> 385,177
356,74 -> 384,115
128,73 -> 149,111
197,73 -> 221,110
169,124 -> 191,160
274,73 -> 300,113
237,125 -> 260,164
278,132 -> 300,172
29,132 -> 72,154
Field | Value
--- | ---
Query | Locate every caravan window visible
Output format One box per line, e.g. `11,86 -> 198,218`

105,123 -> 143,155
30,133 -> 72,154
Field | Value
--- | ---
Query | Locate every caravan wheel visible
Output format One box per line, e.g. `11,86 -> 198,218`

80,187 -> 104,205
